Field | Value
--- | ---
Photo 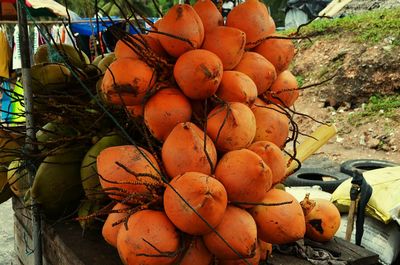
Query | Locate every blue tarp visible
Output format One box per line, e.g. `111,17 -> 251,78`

69,17 -> 160,36
70,17 -> 140,36
69,17 -> 160,54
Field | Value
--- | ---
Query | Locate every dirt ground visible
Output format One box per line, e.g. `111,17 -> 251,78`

336,0 -> 400,15
294,91 -> 400,164
291,9 -> 400,165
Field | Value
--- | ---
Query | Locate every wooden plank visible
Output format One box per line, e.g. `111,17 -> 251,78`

13,215 -> 34,265
308,238 -> 379,265
286,124 -> 337,174
13,197 -> 32,233
318,0 -> 353,17
44,221 -> 122,265
14,256 -> 26,265
12,197 -> 118,265
41,224 -> 86,265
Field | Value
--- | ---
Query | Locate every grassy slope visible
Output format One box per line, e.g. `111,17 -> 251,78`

286,7 -> 400,46
287,8 -> 400,126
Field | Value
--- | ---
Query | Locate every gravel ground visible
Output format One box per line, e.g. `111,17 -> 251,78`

337,0 -> 400,15
0,199 -> 14,265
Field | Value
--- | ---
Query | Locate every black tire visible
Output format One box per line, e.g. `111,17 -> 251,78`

284,168 -> 351,193
340,159 -> 399,176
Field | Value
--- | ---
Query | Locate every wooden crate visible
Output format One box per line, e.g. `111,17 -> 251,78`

12,197 -> 121,265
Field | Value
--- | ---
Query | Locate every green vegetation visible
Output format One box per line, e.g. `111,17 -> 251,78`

348,93 -> 400,126
295,75 -> 304,87
285,7 -> 400,45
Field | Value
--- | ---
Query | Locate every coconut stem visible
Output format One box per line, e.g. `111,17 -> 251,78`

300,193 -> 316,216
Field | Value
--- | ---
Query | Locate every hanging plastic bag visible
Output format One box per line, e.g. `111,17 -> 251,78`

1,81 -> 25,126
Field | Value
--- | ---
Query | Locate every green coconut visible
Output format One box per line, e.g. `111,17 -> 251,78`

0,182 -> 12,204
0,167 -> 8,192
92,52 -> 113,66
0,129 -> 22,166
92,55 -> 104,66
77,200 -> 103,231
81,133 -> 127,200
31,146 -> 87,219
1,164 -> 12,204
30,63 -> 72,92
23,188 -> 31,206
95,77 -> 110,106
7,159 -> 30,197
82,64 -> 102,79
97,53 -> 116,73
36,122 -> 78,152
34,44 -> 90,69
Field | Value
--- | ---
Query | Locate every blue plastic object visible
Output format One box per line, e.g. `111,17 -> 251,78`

70,17 -> 140,36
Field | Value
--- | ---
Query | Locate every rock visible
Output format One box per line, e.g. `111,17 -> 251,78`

359,134 -> 366,146
367,138 -> 380,149
380,144 -> 391,152
338,102 -> 352,112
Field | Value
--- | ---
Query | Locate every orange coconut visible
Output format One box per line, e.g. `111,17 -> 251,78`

207,102 -> 256,152
301,194 -> 341,242
117,210 -> 180,265
102,203 -> 130,248
162,122 -> 217,178
97,145 -> 161,201
254,34 -> 295,74
226,0 -> 275,49
193,0 -> 224,33
251,98 -> 289,148
163,172 -> 228,235
114,34 -> 166,60
214,149 -> 272,207
248,141 -> 286,184
249,189 -> 306,244
234,51 -> 277,95
203,206 -> 257,260
265,70 -> 299,107
174,49 -> 223,100
218,242 -> 261,265
144,88 -> 192,141
157,4 -> 204,57
179,237 -> 213,265
101,58 -> 155,106
202,26 -> 246,70
216,71 -> 258,106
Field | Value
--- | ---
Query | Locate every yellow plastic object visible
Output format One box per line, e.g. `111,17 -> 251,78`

0,31 -> 11,78
286,124 -> 337,175
331,166 -> 400,224
12,81 -> 26,124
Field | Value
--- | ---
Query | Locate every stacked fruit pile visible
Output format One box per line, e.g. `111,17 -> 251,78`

0,1 -> 342,264
95,1 -> 340,264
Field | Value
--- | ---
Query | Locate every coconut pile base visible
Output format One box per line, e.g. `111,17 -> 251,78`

12,198 -> 379,265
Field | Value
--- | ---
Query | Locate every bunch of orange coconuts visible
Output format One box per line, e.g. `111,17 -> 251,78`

92,1 -> 342,264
